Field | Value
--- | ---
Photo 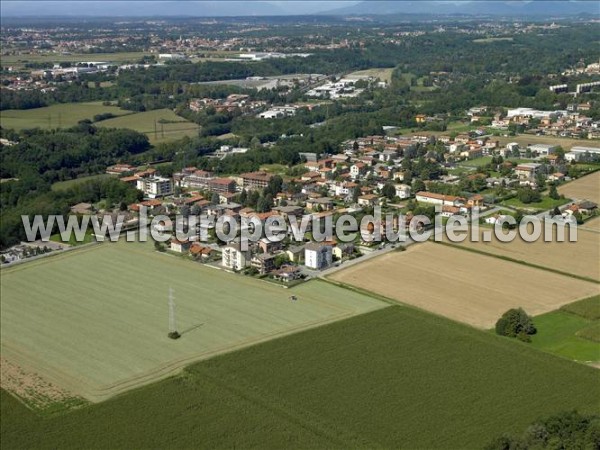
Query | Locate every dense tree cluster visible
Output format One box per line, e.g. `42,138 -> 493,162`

495,308 -> 537,342
486,411 -> 600,450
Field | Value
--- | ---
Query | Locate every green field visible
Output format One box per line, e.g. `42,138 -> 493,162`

96,108 -> 200,143
0,240 -> 385,403
2,305 -> 600,449
0,102 -> 131,130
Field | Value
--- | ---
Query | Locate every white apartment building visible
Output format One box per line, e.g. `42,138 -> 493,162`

221,243 -> 250,271
304,243 -> 333,270
136,176 -> 173,199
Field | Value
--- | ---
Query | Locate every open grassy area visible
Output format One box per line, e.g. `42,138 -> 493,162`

530,311 -> 600,363
501,195 -> 571,211
0,240 -> 385,403
0,102 -> 130,130
50,174 -> 114,192
96,108 -> 200,143
2,305 -> 599,449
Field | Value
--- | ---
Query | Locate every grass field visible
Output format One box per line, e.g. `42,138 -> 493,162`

0,240 -> 385,403
452,226 -> 600,282
2,306 -> 600,449
558,170 -> 600,204
51,174 -> 114,192
530,311 -> 600,363
329,242 -> 599,328
96,108 -> 200,143
0,102 -> 130,130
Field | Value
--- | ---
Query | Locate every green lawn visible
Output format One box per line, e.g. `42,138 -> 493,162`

2,306 -> 600,449
530,311 -> 600,363
0,240 -> 385,403
0,102 -> 130,130
96,108 -> 200,143
502,195 -> 570,211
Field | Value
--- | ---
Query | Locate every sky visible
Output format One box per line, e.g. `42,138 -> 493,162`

0,1 -> 362,17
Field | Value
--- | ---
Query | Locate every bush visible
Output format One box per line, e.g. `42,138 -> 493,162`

495,308 -> 536,339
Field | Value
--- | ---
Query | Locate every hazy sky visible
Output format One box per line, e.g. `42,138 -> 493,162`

0,1 -> 362,17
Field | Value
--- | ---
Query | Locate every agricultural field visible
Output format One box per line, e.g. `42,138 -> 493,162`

531,296 -> 600,364
0,102 -> 130,130
558,170 -> 600,204
452,225 -> 600,282
329,242 -> 599,328
2,306 -> 600,449
0,240 -> 386,404
96,108 -> 200,143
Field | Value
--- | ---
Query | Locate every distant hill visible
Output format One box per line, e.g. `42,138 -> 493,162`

323,1 -> 600,16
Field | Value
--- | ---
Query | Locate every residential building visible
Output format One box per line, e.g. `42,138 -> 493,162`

221,243 -> 250,270
136,176 -> 173,198
251,253 -> 276,275
394,184 -> 412,199
208,178 -> 237,193
304,242 -> 333,270
170,239 -> 191,253
514,163 -> 542,180
357,194 -> 378,207
240,172 -> 272,190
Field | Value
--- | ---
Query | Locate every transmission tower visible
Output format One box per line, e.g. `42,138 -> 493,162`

168,287 -> 180,339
